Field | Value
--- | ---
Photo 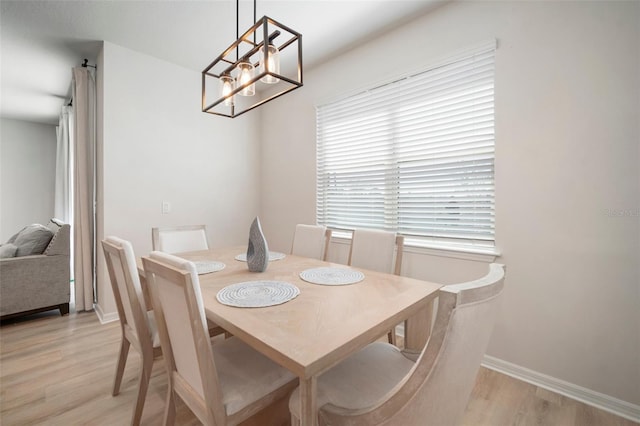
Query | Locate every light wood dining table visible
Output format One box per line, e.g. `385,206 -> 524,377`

139,246 -> 441,426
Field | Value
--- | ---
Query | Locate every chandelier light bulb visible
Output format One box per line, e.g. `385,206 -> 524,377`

261,44 -> 280,84
220,75 -> 235,106
237,61 -> 255,96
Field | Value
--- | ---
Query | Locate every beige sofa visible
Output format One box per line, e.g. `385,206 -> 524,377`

0,219 -> 71,319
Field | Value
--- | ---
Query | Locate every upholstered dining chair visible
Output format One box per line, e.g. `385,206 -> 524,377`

348,228 -> 404,275
103,237 -> 226,425
102,236 -> 163,426
151,224 -> 209,254
348,228 -> 404,343
289,263 -> 506,426
291,224 -> 332,261
142,251 -> 298,426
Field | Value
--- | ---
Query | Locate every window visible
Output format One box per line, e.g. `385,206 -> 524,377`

316,45 -> 495,250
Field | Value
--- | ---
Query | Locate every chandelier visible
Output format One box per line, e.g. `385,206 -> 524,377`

202,0 -> 303,118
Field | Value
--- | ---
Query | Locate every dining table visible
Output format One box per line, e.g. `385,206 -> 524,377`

139,246 -> 442,426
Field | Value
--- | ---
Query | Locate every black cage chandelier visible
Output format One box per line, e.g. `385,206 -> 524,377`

202,0 -> 303,118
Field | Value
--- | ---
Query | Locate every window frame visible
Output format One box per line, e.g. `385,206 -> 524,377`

315,42 -> 499,257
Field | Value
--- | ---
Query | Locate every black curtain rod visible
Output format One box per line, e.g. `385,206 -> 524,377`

81,58 -> 96,69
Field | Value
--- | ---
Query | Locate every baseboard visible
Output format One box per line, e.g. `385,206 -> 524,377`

94,302 -> 118,324
482,355 -> 640,423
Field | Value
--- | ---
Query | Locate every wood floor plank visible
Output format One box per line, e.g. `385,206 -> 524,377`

1,311 -> 637,426
462,366 -> 535,426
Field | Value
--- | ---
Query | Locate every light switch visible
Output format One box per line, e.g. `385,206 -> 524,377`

162,201 -> 171,214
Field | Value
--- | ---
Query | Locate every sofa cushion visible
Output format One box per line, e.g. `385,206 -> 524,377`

0,243 -> 18,258
13,224 -> 54,257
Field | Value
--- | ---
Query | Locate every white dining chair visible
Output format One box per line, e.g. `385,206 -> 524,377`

348,228 -> 404,343
151,225 -> 209,254
291,224 -> 332,261
289,264 -> 506,426
142,251 -> 298,425
348,228 -> 404,275
102,236 -> 162,426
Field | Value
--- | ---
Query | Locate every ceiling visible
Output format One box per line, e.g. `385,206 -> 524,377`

0,0 -> 443,126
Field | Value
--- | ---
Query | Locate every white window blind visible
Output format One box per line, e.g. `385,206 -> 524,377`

316,47 -> 495,246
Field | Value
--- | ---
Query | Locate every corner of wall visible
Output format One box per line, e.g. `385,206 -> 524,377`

95,41 -> 117,318
94,301 -> 119,324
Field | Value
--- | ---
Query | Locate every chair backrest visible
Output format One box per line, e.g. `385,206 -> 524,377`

102,237 -> 152,351
348,228 -> 404,275
320,263 -> 506,426
151,225 -> 209,254
142,251 -> 225,425
291,224 -> 332,261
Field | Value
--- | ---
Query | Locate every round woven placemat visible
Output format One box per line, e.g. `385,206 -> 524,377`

216,280 -> 300,308
299,267 -> 365,286
234,251 -> 286,262
194,260 -> 225,275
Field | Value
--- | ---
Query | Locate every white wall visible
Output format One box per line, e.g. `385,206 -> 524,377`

97,41 -> 261,317
0,118 -> 57,241
259,0 -> 639,407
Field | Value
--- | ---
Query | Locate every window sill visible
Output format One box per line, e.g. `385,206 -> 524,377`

330,233 -> 499,263
403,240 -> 499,263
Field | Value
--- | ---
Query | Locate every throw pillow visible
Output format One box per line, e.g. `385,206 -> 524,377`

0,243 -> 18,258
46,220 -> 61,235
6,227 -> 24,244
13,224 -> 54,257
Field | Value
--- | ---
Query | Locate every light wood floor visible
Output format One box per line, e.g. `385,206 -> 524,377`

1,311 -> 637,426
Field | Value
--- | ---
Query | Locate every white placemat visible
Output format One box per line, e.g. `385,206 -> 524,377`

234,251 -> 287,262
194,260 -> 225,275
299,267 -> 365,286
216,280 -> 300,308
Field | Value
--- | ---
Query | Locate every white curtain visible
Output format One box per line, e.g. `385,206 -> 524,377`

72,67 -> 96,312
55,106 -> 73,223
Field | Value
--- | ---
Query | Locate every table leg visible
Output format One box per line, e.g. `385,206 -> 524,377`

404,299 -> 434,351
299,376 -> 317,426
